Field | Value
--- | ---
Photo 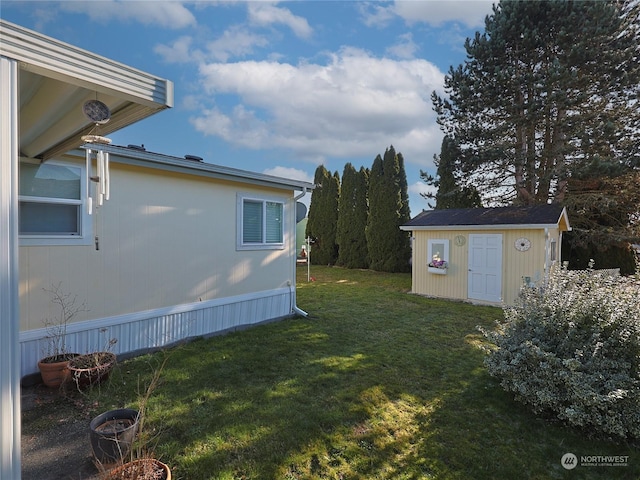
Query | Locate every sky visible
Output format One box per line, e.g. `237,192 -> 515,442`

1,0 -> 495,215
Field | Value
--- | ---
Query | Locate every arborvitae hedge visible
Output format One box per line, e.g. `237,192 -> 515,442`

337,164 -> 369,269
306,165 -> 339,265
366,146 -> 411,273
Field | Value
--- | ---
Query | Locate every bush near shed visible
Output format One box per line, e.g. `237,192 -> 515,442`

481,262 -> 640,441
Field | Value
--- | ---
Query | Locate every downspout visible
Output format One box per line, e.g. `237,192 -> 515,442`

291,187 -> 309,317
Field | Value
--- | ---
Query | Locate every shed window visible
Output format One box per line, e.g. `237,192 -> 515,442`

19,160 -> 92,245
237,194 -> 285,250
428,239 -> 449,268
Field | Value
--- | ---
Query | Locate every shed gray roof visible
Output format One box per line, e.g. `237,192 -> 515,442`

401,205 -> 571,231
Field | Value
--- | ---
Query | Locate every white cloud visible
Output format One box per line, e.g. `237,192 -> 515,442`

408,180 -> 437,212
409,180 -> 436,199
358,2 -> 397,28
247,2 -> 313,39
191,47 -> 445,167
393,0 -> 493,28
154,36 -> 200,64
60,0 -> 196,29
263,166 -> 313,184
206,26 -> 269,62
386,32 -> 419,59
155,26 -> 270,64
359,0 -> 492,29
32,6 -> 58,31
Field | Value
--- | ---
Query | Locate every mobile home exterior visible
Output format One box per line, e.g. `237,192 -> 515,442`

401,205 -> 571,306
1,19 -> 175,478
19,145 -> 313,379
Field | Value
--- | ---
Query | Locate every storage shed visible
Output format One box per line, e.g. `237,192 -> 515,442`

400,205 -> 571,305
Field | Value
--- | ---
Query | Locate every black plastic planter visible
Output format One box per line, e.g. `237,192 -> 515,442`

89,408 -> 139,466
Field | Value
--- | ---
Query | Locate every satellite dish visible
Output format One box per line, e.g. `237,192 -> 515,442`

296,202 -> 307,223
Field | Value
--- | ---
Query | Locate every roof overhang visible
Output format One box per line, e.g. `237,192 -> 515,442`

401,223 -> 565,231
0,20 -> 173,160
76,144 -> 315,192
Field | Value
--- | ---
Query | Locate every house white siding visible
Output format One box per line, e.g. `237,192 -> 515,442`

19,153 -> 303,377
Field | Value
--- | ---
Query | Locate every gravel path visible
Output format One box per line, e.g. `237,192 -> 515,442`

21,385 -> 101,480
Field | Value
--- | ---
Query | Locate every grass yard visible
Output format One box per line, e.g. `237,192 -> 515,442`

85,266 -> 639,479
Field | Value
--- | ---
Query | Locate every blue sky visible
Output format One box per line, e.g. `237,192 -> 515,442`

1,0 -> 495,215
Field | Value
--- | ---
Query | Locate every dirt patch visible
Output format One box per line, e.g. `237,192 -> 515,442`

21,384 -> 102,480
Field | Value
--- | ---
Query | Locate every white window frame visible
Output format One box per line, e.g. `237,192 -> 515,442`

19,158 -> 92,246
428,238 -> 449,267
236,193 -> 286,251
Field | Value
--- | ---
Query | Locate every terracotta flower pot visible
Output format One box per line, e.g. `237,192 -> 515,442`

104,458 -> 171,480
67,351 -> 116,388
38,353 -> 80,388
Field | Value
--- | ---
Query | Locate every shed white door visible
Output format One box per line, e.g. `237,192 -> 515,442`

468,234 -> 503,303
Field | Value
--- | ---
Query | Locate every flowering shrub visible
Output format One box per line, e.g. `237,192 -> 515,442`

429,253 -> 447,269
481,262 -> 640,440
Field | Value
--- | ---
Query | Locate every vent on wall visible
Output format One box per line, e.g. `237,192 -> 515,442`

184,155 -> 203,162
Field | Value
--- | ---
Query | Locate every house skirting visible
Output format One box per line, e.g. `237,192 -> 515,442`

20,287 -> 295,381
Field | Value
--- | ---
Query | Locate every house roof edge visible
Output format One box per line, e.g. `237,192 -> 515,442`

77,145 -> 315,192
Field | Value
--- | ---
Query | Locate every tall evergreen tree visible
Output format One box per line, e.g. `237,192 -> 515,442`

366,146 -> 412,272
337,164 -> 369,269
432,0 -> 640,256
432,0 -> 640,206
421,135 -> 483,209
306,165 -> 340,265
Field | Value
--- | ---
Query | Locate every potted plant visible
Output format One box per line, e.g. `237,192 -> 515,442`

428,253 -> 448,274
90,408 -> 140,467
68,346 -> 117,388
102,458 -> 171,480
95,355 -> 171,479
37,283 -> 85,388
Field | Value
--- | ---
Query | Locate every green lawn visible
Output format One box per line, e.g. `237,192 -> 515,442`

88,266 -> 639,479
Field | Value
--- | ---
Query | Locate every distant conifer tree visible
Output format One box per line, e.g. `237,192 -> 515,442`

366,146 -> 411,272
421,135 -> 482,209
306,165 -> 340,265
337,163 -> 369,268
